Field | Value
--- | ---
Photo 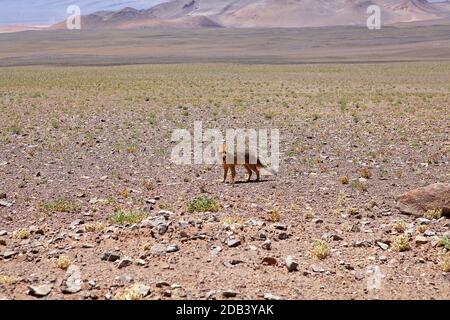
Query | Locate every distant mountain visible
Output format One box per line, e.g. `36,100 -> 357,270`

51,0 -> 450,29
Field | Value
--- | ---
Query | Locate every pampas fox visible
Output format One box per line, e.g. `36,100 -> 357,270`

217,144 -> 277,184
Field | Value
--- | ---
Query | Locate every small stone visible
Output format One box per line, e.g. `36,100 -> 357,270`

415,236 -> 428,245
379,255 -> 387,262
166,245 -> 179,253
136,284 -> 151,297
354,272 -> 365,281
0,230 -> 7,236
150,244 -> 167,255
89,290 -> 100,300
179,231 -> 189,238
273,223 -> 287,231
424,230 -> 435,237
262,257 -> 277,266
117,257 -> 133,269
222,290 -> 238,298
70,219 -> 83,227
0,200 -> 12,207
29,226 -> 45,235
135,259 -> 147,266
28,284 -> 52,297
264,293 -> 282,300
100,252 -> 120,262
311,265 -> 325,273
61,265 -> 82,294
153,216 -> 168,235
377,242 -> 389,250
227,239 -> 241,248
210,245 -> 222,256
3,251 -> 17,259
229,259 -> 244,266
278,232 -> 289,240
431,236 -> 442,247
416,218 -> 431,225
322,233 -> 343,241
313,219 -> 324,224
353,240 -> 372,248
115,275 -> 134,283
156,281 -> 170,288
262,240 -> 272,250
285,256 -> 298,272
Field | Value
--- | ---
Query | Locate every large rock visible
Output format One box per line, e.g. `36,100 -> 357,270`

61,265 -> 82,294
28,284 -> 52,297
396,183 -> 450,217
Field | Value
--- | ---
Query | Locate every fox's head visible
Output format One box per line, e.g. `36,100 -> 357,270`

217,144 -> 228,163
217,144 -> 228,155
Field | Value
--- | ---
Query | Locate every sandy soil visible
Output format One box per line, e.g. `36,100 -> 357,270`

0,63 -> 449,300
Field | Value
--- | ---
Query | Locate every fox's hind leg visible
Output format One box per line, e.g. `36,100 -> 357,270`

244,165 -> 253,182
223,166 -> 229,183
254,166 -> 261,182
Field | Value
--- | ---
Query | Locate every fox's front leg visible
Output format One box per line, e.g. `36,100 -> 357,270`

230,166 -> 236,185
223,166 -> 229,183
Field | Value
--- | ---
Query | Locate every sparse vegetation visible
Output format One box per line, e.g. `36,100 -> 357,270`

267,208 -> 281,222
351,180 -> 367,192
340,175 -> 349,185
417,224 -> 427,234
42,198 -> 80,213
188,197 -> 221,213
359,168 -> 372,179
84,222 -> 105,233
423,208 -> 442,220
12,228 -> 30,239
223,215 -> 246,225
114,284 -> 148,300
310,240 -> 330,260
441,256 -> 450,272
0,275 -> 17,285
440,237 -> 450,250
393,220 -> 406,233
56,255 -> 71,270
1,60 -> 449,299
109,210 -> 145,225
392,235 -> 411,252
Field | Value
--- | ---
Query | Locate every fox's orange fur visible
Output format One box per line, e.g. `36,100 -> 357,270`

217,144 -> 269,184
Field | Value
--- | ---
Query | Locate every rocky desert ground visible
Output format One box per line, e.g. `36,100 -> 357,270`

0,63 -> 449,300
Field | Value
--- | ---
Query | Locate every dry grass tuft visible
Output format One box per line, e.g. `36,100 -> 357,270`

310,240 -> 330,260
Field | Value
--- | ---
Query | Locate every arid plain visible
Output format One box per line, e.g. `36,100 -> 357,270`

0,26 -> 449,300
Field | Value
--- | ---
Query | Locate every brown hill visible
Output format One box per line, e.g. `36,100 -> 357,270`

51,0 -> 450,29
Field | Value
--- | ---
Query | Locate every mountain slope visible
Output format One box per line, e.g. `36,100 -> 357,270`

52,0 -> 450,29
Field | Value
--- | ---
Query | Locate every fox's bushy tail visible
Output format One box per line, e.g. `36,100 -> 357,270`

257,159 -> 278,176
